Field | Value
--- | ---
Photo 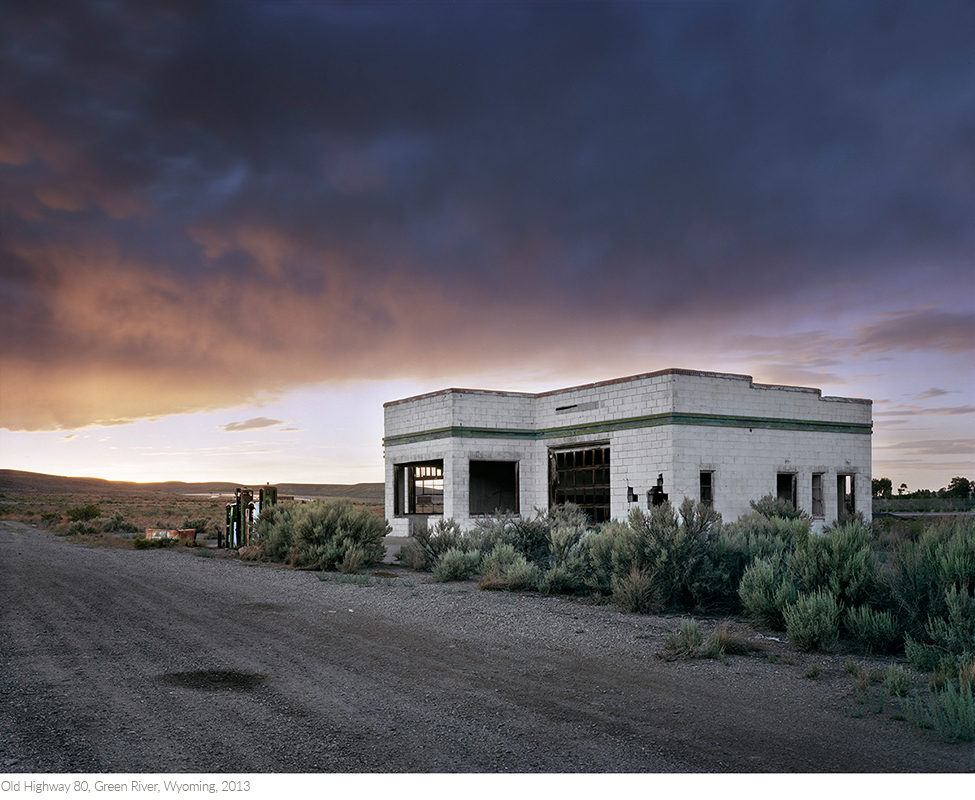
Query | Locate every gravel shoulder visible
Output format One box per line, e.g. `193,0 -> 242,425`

0,520 -> 969,774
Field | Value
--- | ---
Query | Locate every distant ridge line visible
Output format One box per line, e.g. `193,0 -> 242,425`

0,469 -> 384,502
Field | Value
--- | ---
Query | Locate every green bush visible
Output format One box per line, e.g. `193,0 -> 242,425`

784,589 -> 840,652
401,518 -> 480,572
397,538 -> 428,571
884,517 -> 975,642
542,562 -> 591,595
104,511 -> 140,534
479,543 -> 541,591
475,512 -> 551,566
432,547 -> 481,582
738,555 -> 797,629
598,500 -> 726,613
585,519 -> 632,595
904,680 -> 975,743
255,499 -> 389,572
67,520 -> 100,536
845,605 -> 901,653
67,503 -> 101,522
253,502 -> 300,561
181,517 -> 212,538
749,495 -> 810,522
791,520 -> 878,609
905,584 -> 975,674
133,536 -> 176,550
541,504 -> 593,594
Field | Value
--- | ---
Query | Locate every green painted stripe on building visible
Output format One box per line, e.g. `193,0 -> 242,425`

383,413 -> 872,448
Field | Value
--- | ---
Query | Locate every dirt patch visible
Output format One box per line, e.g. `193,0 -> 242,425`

157,670 -> 267,692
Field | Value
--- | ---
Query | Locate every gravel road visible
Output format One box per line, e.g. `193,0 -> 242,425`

0,521 -> 968,773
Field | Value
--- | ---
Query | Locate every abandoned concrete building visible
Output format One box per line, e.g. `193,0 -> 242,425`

383,369 -> 872,536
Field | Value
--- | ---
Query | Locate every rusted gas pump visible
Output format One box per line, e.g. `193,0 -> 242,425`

223,485 -> 277,548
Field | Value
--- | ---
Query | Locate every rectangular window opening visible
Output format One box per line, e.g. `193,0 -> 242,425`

811,473 -> 824,518
550,445 -> 610,524
469,460 -> 519,515
838,474 -> 855,520
393,460 -> 444,516
777,472 -> 797,511
700,471 -> 713,507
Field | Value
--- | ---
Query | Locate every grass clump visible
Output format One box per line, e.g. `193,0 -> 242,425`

658,618 -> 703,659
903,676 -> 975,743
703,619 -> 758,658
884,664 -> 912,697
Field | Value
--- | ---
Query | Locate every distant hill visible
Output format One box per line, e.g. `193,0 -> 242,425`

0,469 -> 384,503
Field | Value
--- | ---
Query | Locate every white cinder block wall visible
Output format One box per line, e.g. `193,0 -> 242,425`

383,370 -> 872,536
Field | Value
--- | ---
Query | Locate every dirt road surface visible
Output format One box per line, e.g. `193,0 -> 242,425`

0,521 -> 969,773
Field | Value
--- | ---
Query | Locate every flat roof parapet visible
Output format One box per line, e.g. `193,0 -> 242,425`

384,369 -> 871,407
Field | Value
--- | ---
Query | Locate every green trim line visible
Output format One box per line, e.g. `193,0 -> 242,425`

384,413 -> 872,448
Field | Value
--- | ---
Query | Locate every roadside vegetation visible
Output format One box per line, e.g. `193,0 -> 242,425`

398,497 -> 974,742
2,486 -> 970,742
254,498 -> 390,572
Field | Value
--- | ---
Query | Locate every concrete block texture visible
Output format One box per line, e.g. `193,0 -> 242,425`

384,369 -> 871,532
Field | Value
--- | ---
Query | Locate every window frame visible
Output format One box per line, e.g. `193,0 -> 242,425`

549,445 -> 611,524
393,460 -> 444,516
700,471 -> 714,507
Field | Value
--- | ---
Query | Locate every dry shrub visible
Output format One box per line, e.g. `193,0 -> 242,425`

612,565 -> 663,614
704,620 -> 760,657
238,545 -> 263,561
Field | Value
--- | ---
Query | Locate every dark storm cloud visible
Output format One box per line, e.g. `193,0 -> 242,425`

2,0 -> 973,429
853,309 -> 975,355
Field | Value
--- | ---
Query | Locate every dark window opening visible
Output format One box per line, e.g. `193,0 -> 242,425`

550,446 -> 610,523
470,460 -> 519,515
700,472 -> 713,507
811,473 -> 824,517
777,473 -> 797,510
838,474 -> 855,520
649,473 -> 668,507
394,461 -> 444,515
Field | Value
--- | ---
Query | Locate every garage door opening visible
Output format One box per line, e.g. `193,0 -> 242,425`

550,446 -> 611,523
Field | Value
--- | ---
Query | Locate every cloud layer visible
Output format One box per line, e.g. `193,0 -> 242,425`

1,0 -> 973,432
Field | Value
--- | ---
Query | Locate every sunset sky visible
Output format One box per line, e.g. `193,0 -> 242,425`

1,0 -> 973,492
